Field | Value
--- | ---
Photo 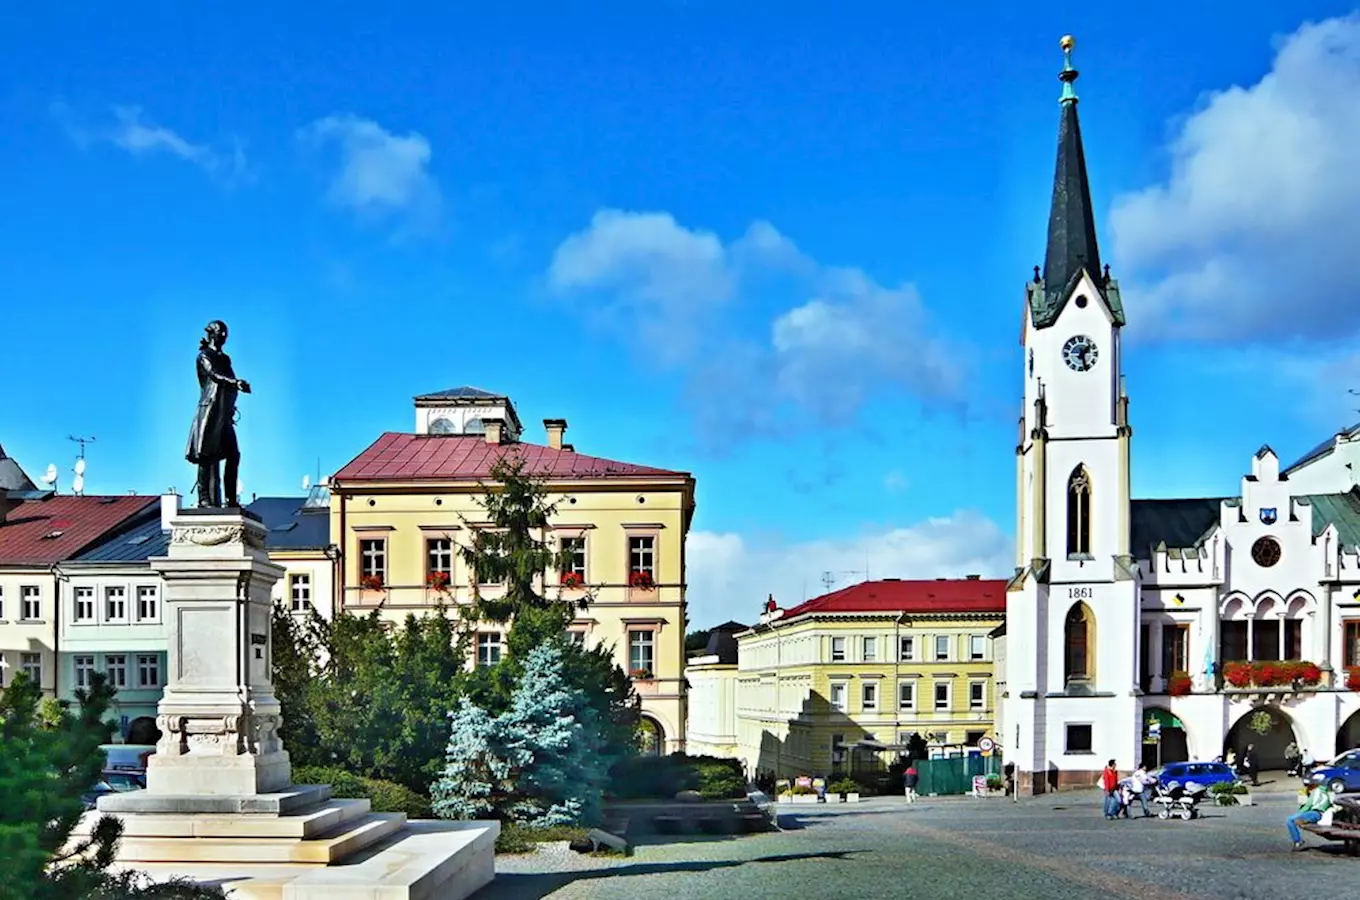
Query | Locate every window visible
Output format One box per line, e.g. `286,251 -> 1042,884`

136,586 -> 159,621
289,574 -> 312,612
21,586 -> 41,621
861,682 -> 879,711
1064,604 -> 1093,683
20,652 -> 41,684
359,539 -> 386,583
969,681 -> 986,710
560,536 -> 586,579
628,630 -> 655,675
969,635 -> 986,661
1066,723 -> 1093,753
628,535 -> 656,579
1066,466 -> 1092,557
831,637 -> 846,662
1161,623 -> 1189,675
476,633 -> 502,667
568,630 -> 586,645
1284,618 -> 1303,660
899,635 -> 915,661
934,635 -> 950,661
1345,621 -> 1360,669
829,682 -> 847,712
137,654 -> 160,688
862,636 -> 878,662
831,733 -> 846,762
933,681 -> 950,711
426,538 -> 453,580
74,587 -> 95,622
105,654 -> 128,689
74,655 -> 95,689
966,730 -> 987,746
898,681 -> 916,711
104,586 -> 127,622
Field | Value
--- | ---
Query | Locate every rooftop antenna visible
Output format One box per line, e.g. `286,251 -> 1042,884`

69,435 -> 94,496
821,570 -> 836,592
40,463 -> 59,494
302,475 -> 311,490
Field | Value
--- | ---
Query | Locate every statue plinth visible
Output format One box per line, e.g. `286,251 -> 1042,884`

145,509 -> 290,797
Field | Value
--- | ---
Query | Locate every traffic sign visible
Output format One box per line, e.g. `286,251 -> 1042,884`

978,737 -> 996,753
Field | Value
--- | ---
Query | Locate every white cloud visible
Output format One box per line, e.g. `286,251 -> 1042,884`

298,114 -> 440,221
53,103 -> 249,185
683,511 -> 1014,630
549,210 -> 965,429
1110,14 -> 1360,341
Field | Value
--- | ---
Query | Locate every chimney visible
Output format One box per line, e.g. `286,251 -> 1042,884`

160,492 -> 181,530
544,419 -> 568,451
966,574 -> 981,580
483,418 -> 505,445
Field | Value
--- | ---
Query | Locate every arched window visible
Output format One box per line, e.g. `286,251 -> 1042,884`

1066,466 -> 1092,558
1065,603 -> 1095,685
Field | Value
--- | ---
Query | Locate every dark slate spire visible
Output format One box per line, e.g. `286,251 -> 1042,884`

1029,35 -> 1124,329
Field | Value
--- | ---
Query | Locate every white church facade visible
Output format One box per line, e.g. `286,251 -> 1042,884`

1004,38 -> 1360,793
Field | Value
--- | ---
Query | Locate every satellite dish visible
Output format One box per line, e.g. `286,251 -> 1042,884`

41,463 -> 58,485
74,457 -> 87,476
72,473 -> 85,495
302,475 -> 311,490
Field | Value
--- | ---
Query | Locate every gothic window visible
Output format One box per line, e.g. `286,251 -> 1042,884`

1064,603 -> 1095,684
1066,466 -> 1092,558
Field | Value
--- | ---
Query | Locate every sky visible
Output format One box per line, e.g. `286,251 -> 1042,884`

4,2 -> 1360,630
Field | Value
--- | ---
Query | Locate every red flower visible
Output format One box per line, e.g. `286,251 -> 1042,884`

629,570 -> 655,588
629,668 -> 654,679
1224,662 -> 1253,688
426,571 -> 451,590
1347,668 -> 1360,692
360,574 -> 385,592
560,571 -> 584,588
1168,675 -> 1192,696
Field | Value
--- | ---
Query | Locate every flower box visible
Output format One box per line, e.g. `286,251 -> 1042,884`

778,794 -> 819,805
1347,668 -> 1360,692
629,570 -> 655,589
425,571 -> 451,592
1222,660 -> 1322,689
629,668 -> 655,680
843,792 -> 861,803
1167,674 -> 1192,696
359,575 -> 385,592
560,571 -> 585,589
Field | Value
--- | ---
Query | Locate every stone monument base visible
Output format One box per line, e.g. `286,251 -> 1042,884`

76,787 -> 499,899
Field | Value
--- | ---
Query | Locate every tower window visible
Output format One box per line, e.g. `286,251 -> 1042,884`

1066,466 -> 1092,558
1064,603 -> 1095,685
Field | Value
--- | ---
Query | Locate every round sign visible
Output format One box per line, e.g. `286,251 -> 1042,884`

978,737 -> 996,752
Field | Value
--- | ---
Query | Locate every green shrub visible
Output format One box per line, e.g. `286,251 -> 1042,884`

985,774 -> 1004,791
607,752 -> 747,800
784,784 -> 819,796
292,765 -> 432,818
828,778 -> 858,795
494,822 -> 590,854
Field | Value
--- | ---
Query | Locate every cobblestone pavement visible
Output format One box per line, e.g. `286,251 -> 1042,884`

478,791 -> 1359,900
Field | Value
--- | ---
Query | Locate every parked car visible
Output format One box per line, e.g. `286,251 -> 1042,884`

1307,749 -> 1360,794
1151,761 -> 1238,789
80,768 -> 147,811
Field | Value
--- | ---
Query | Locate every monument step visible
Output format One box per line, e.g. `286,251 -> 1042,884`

97,783 -> 332,816
76,798 -> 373,841
114,812 -> 407,864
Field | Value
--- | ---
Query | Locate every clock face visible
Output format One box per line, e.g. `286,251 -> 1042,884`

1062,335 -> 1099,372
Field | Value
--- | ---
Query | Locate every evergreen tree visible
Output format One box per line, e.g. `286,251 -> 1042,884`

270,601 -> 322,761
431,643 -> 609,827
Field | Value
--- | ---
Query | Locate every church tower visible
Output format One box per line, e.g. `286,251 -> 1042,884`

1007,36 -> 1141,793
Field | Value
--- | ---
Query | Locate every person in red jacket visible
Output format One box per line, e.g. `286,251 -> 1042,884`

1101,760 -> 1121,819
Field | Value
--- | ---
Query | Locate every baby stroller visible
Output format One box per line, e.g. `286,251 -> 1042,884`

1153,780 -> 1207,820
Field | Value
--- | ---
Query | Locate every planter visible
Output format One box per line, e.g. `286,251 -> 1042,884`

1238,793 -> 1254,806
778,794 -> 818,804
844,792 -> 861,803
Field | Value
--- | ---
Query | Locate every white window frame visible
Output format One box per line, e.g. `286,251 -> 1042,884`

861,681 -> 879,711
560,535 -> 587,579
104,586 -> 128,623
20,585 -> 41,621
74,654 -> 95,689
289,573 -> 313,612
829,681 -> 847,712
359,538 -> 387,582
934,635 -> 950,661
426,538 -> 454,580
627,534 -> 656,578
862,636 -> 878,662
898,681 -> 916,711
20,652 -> 42,683
137,653 -> 161,688
74,587 -> 95,622
969,634 -> 986,661
969,680 -> 986,710
899,635 -> 915,661
628,630 -> 656,675
830,636 -> 846,662
105,654 -> 128,689
136,585 -> 159,622
933,681 -> 951,711
476,632 -> 502,667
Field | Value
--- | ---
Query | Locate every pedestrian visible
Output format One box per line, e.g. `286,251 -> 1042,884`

1101,760 -> 1121,820
1285,741 -> 1300,776
1286,782 -> 1334,851
1241,744 -> 1260,787
903,765 -> 919,803
1300,748 -> 1316,782
1129,764 -> 1153,818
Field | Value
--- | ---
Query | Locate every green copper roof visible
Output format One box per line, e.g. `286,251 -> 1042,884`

1300,489 -> 1360,548
1130,498 -> 1224,557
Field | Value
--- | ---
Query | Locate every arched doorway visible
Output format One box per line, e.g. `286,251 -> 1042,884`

1224,705 -> 1298,769
126,716 -> 161,746
1064,602 -> 1096,692
1339,710 -> 1360,755
637,716 -> 664,756
1141,707 -> 1190,769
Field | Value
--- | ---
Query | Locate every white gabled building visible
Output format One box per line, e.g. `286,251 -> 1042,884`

1005,38 -> 1360,793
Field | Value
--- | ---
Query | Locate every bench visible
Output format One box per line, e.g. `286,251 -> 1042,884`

1302,823 -> 1360,856
746,790 -> 783,832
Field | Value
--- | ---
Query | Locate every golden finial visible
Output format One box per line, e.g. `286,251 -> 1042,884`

1060,34 -> 1076,51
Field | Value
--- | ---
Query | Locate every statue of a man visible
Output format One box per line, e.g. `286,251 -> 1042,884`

185,320 -> 251,507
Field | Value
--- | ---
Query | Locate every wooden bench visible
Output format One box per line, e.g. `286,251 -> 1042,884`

1302,823 -> 1360,856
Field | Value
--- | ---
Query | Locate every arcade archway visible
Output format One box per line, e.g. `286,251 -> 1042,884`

1339,710 -> 1360,754
1224,705 -> 1299,769
637,716 -> 665,756
1141,707 -> 1190,769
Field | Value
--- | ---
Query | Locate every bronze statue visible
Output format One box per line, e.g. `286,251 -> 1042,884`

185,320 -> 251,507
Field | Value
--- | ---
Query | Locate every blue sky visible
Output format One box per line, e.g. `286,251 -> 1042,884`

4,3 -> 1360,627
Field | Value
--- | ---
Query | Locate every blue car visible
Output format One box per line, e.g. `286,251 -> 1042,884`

1308,749 -> 1360,794
1152,761 -> 1238,789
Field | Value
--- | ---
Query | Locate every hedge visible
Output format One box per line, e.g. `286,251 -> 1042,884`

292,765 -> 432,818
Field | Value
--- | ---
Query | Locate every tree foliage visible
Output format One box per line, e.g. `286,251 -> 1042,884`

0,673 -> 222,900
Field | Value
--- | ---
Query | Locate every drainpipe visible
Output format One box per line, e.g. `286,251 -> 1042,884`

50,563 -> 64,698
336,481 -> 347,614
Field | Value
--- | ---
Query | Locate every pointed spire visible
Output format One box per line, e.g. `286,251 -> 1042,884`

1030,35 -> 1122,329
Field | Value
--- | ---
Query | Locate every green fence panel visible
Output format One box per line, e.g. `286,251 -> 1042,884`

916,755 -> 1002,795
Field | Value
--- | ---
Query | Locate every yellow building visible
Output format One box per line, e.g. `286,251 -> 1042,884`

329,387 -> 696,752
703,578 -> 1006,777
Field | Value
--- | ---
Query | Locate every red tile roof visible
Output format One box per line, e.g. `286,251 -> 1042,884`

334,433 -> 690,483
0,495 -> 158,566
781,578 -> 1008,619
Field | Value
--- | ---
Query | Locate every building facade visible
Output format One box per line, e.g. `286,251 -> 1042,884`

330,387 -> 697,753
683,622 -> 746,758
1005,40 -> 1360,792
686,579 -> 1006,777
